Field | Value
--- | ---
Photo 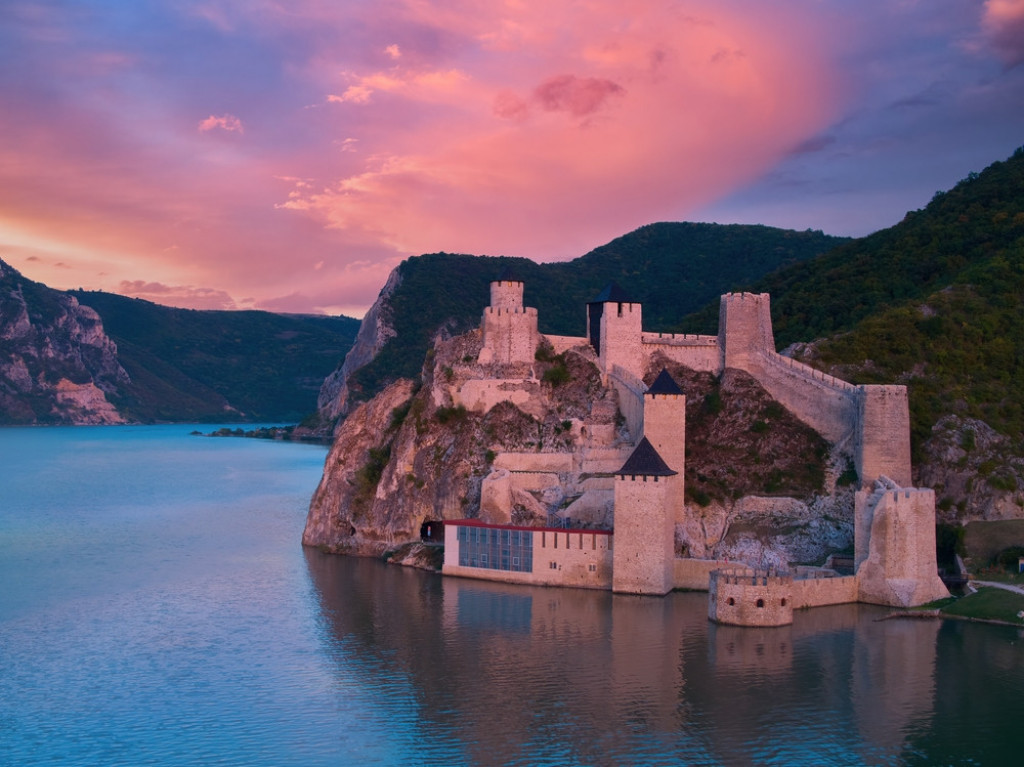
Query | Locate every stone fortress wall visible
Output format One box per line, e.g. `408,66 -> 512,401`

442,274 -> 946,616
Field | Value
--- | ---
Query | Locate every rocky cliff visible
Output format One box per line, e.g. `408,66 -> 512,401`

304,325 -> 854,569
316,267 -> 401,427
0,259 -> 129,424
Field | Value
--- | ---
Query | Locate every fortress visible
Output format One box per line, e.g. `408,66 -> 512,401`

442,271 -> 948,621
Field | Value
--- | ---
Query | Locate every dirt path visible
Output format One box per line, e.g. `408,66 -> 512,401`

969,579 -> 1024,596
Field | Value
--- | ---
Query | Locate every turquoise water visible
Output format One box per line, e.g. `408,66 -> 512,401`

1,426 -> 1021,766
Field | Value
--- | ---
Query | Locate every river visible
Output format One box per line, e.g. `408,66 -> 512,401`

1,425 -> 1020,765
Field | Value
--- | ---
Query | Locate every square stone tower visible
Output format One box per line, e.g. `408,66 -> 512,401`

612,437 -> 677,595
587,282 -> 643,378
642,368 -> 687,525
478,268 -> 538,366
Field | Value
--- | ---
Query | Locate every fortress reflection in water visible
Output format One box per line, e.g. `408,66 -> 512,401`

303,551 -> 986,766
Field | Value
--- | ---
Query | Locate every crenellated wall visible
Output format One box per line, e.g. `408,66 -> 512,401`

641,332 -> 719,372
708,568 -> 794,626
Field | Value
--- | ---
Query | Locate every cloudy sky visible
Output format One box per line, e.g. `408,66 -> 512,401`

1,1 -> 1022,317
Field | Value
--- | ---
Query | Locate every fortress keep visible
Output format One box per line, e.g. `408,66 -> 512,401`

442,275 -> 948,614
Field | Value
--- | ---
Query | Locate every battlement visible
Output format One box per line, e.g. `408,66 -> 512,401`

708,567 -> 794,626
483,306 -> 538,318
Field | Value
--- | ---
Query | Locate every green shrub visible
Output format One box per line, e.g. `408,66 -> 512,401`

542,363 -> 571,386
435,404 -> 467,424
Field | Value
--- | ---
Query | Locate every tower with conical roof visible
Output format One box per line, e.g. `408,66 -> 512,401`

478,267 -> 538,366
587,282 -> 643,377
612,436 -> 678,595
642,368 -> 687,526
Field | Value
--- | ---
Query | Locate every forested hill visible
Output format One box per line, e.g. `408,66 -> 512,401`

70,291 -> 360,423
680,146 -> 1024,451
348,223 -> 847,400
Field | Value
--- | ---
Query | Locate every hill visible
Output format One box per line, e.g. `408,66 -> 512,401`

70,291 -> 360,423
344,223 -> 847,406
0,259 -> 360,425
680,147 -> 1024,453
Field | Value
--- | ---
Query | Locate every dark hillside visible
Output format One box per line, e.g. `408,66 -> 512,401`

72,291 -> 359,422
682,146 -> 1024,451
349,223 -> 845,401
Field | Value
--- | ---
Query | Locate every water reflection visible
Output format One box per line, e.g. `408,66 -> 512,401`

305,550 -> 1022,766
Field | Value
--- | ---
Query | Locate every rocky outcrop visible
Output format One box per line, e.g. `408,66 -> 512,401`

918,415 -> 1024,523
305,322 -> 856,567
316,266 -> 401,426
0,259 -> 129,424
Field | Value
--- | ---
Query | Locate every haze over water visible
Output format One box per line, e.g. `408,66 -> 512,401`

1,426 -> 1020,765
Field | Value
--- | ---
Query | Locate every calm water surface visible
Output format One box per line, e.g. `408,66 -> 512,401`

1,425 -> 1021,766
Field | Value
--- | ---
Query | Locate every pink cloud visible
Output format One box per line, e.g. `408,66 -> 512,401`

983,0 -> 1024,66
118,280 -> 239,310
532,75 -> 625,118
198,114 -> 244,133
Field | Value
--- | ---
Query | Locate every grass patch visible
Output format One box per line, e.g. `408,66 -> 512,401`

939,587 -> 1024,624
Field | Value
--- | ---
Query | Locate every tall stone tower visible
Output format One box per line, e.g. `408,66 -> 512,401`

718,292 -> 773,372
642,369 -> 687,525
612,437 -> 677,595
587,282 -> 643,378
478,268 -> 538,366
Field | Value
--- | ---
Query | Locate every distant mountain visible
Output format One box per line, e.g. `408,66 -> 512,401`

0,260 -> 129,424
334,223 -> 847,413
0,259 -> 359,424
69,291 -> 360,423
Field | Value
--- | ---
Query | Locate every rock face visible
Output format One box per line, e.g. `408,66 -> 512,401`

316,266 -> 401,426
918,415 -> 1024,523
0,259 -> 129,424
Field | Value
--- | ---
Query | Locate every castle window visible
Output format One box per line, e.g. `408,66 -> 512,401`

756,598 -> 765,608
781,598 -> 787,607
727,597 -> 735,606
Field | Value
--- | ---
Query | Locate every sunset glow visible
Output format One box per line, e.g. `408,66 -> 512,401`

1,1 -> 1021,316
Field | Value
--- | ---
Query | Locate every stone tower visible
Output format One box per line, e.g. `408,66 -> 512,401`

612,437 -> 677,595
642,369 -> 687,525
587,282 -> 643,378
478,268 -> 538,366
718,292 -> 773,372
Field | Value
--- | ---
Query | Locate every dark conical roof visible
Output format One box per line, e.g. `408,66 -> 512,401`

617,437 -> 677,477
647,368 -> 682,396
495,266 -> 523,283
589,281 -> 633,304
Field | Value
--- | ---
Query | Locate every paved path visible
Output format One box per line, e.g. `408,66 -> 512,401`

969,580 -> 1024,596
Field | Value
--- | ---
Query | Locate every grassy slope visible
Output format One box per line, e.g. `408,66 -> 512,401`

350,223 -> 847,401
71,291 -> 360,422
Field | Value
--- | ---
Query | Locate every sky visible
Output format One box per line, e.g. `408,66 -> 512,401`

1,1 -> 1022,318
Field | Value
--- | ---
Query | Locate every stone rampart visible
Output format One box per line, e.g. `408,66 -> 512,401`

673,557 -> 732,590
494,452 -> 574,473
545,334 -> 587,355
641,333 -> 720,373
708,568 -> 794,626
790,573 -> 858,609
608,364 -> 645,441
456,378 -> 538,414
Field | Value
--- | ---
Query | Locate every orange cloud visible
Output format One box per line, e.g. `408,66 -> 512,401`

983,0 -> 1024,66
